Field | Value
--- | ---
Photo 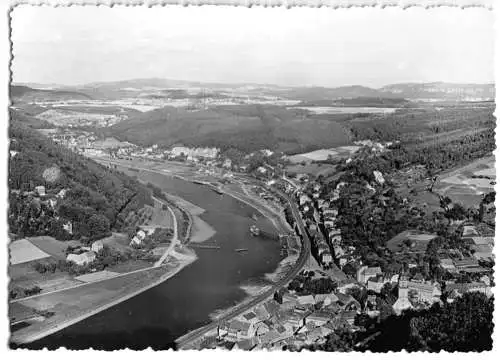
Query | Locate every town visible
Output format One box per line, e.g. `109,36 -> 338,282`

7,4 -> 495,352
33,129 -> 495,351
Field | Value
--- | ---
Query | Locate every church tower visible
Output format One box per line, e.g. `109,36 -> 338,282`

398,274 -> 409,299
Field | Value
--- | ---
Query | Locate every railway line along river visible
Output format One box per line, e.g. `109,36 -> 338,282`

24,168 -> 284,350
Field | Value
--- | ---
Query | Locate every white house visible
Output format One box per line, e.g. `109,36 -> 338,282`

130,229 -> 147,246
91,240 -> 104,253
56,189 -> 68,199
66,251 -> 96,266
63,221 -> 73,235
35,185 -> 46,197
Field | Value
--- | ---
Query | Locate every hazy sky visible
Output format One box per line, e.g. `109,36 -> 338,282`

11,5 -> 495,88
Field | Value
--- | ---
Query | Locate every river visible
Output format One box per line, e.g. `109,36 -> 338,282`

24,171 -> 283,350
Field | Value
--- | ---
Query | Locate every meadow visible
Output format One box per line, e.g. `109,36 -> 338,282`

435,156 -> 495,206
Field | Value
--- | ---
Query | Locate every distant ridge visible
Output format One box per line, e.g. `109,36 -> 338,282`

10,79 -> 495,103
10,85 -> 93,102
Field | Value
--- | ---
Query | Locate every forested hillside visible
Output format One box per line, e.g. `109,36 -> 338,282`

8,123 -> 153,242
10,85 -> 92,103
368,293 -> 493,352
106,104 -> 352,153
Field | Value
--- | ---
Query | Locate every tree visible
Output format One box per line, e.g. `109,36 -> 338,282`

320,328 -> 357,352
87,214 -> 110,239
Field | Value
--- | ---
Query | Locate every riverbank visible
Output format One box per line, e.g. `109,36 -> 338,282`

11,248 -> 197,345
189,216 -> 216,243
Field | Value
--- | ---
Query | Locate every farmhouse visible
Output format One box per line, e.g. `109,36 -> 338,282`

130,229 -> 147,246
305,312 -> 331,327
66,251 -> 96,266
35,185 -> 46,197
91,240 -> 104,253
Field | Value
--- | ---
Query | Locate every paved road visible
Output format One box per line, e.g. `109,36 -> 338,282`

176,187 -> 311,349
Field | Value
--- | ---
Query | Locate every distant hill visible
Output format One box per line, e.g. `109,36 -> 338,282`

10,85 -> 93,103
297,97 -> 412,107
379,82 -> 495,101
14,79 -> 495,102
281,85 -> 389,101
105,104 -> 352,153
8,121 -> 153,241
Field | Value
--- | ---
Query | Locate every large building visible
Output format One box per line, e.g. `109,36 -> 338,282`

356,266 -> 382,284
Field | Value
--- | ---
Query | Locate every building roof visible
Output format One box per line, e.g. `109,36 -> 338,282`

408,281 -> 439,294
297,295 -> 315,305
445,282 -> 489,294
440,258 -> 455,267
229,319 -> 251,333
282,293 -> 298,303
471,244 -> 493,253
254,305 -> 270,320
264,300 -> 280,315
336,293 -> 355,304
363,267 -> 382,276
235,338 -> 258,351
218,341 -> 235,350
307,311 -> 332,321
260,330 -> 281,344
470,236 -> 494,245
340,310 -> 358,320
242,312 -> 257,321
462,225 -> 479,237
412,273 -> 425,282
454,258 -> 479,268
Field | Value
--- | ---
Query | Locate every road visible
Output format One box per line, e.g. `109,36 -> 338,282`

175,187 -> 311,349
153,197 -> 179,267
95,157 -> 312,349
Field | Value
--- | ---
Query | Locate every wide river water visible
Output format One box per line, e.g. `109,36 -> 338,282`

27,171 -> 283,350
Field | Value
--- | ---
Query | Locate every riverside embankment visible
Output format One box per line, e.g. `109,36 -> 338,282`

23,163 -> 285,350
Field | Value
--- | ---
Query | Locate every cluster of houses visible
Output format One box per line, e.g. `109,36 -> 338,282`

286,169 -> 495,320
49,130 -> 97,152
295,181 -> 352,270
10,185 -> 73,236
129,227 -> 157,247
66,240 -> 104,266
200,279 -> 364,350
168,146 -> 219,161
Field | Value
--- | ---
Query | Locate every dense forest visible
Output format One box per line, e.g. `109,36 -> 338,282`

8,123 -> 153,241
347,104 -> 495,144
106,104 -> 351,153
367,292 -> 493,352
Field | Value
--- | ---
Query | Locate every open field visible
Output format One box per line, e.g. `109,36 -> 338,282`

293,106 -> 400,114
10,259 -> 194,344
285,162 -> 337,178
288,145 -> 359,164
9,262 -> 83,294
148,198 -> 174,228
74,270 -> 121,283
107,260 -> 152,273
9,240 -> 50,265
386,230 -> 437,253
35,109 -> 124,127
26,237 -> 80,261
434,156 -> 495,206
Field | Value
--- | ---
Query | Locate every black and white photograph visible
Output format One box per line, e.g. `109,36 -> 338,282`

5,1 -> 496,352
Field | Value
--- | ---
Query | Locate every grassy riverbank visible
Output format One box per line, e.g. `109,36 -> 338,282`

11,248 -> 197,346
